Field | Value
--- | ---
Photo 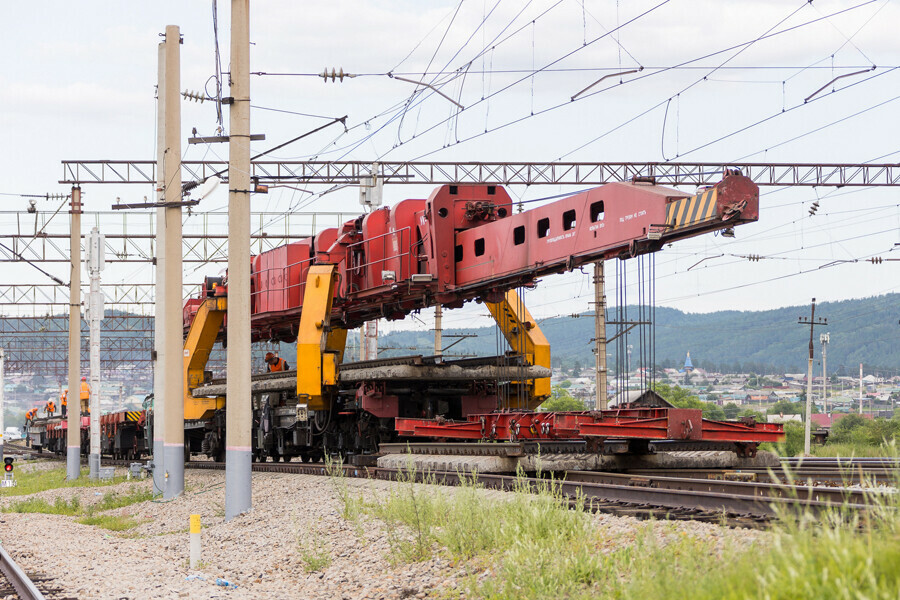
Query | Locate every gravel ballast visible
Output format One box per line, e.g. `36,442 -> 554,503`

0,463 -> 763,599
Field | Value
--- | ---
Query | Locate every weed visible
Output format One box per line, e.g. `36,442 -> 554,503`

3,496 -> 82,516
0,467 -> 130,497
325,455 -> 365,521
76,514 -> 144,531
297,526 -> 332,573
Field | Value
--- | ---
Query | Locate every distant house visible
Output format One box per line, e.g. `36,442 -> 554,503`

810,412 -> 874,429
767,414 -> 802,424
609,390 -> 672,408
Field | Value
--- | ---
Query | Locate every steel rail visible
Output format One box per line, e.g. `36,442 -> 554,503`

563,470 -> 876,506
0,543 -> 45,600
181,460 -> 869,520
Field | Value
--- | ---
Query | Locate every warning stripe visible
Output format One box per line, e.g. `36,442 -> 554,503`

126,411 -> 142,422
665,188 -> 718,230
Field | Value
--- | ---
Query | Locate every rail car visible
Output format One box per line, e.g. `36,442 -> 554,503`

168,172 -> 783,462
26,409 -> 148,460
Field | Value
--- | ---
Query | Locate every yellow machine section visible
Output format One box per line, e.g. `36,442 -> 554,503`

296,265 -> 342,411
485,290 -> 551,410
665,187 -> 719,231
183,296 -> 227,420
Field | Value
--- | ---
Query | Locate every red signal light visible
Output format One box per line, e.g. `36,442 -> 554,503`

3,457 -> 12,472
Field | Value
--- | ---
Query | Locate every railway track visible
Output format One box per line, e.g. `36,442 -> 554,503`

182,459 -> 875,527
0,543 -> 46,600
6,443 -> 890,528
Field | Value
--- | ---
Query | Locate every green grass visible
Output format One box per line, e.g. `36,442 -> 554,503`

2,496 -> 82,516
1,486 -> 152,527
811,442 -> 897,457
0,467 -> 129,497
76,514 -> 145,531
297,528 -> 333,573
335,461 -> 900,600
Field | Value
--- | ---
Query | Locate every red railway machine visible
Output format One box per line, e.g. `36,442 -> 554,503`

180,169 -> 780,461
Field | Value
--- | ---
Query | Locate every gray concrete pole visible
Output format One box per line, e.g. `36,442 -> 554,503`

434,305 -> 442,357
804,357 -> 813,456
225,0 -> 252,521
87,228 -> 103,479
162,24 -> 185,499
0,349 -> 4,465
152,41 -> 167,496
67,187 -> 82,480
821,338 -> 827,415
593,261 -> 607,409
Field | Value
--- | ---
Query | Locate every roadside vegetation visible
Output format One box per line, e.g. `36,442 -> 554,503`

329,460 -> 900,599
0,465 -> 132,497
1,480 -> 152,531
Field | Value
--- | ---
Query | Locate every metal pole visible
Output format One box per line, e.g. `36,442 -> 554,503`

593,261 -> 607,409
162,24 -> 185,499
225,0 -> 252,520
66,186 -> 82,480
87,227 -> 104,478
0,349 -> 4,465
805,355 -> 813,456
152,40 -> 167,496
434,305 -> 442,357
859,363 -> 863,415
820,333 -> 828,416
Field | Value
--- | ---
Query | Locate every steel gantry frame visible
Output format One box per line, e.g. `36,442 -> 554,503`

59,160 -> 900,187
0,313 -> 280,378
0,210 -> 357,264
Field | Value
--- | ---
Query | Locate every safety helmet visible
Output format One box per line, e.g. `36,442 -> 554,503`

82,376 -> 87,381
265,352 -> 275,361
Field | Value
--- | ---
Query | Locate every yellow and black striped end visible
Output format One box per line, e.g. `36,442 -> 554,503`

665,187 -> 718,231
126,411 -> 143,422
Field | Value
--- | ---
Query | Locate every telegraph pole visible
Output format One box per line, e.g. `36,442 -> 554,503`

820,332 -> 829,415
86,227 -> 105,478
152,40 -> 167,496
798,298 -> 827,455
593,261 -> 608,409
859,363 -> 864,415
162,24 -> 185,499
0,349 -> 4,465
434,305 -> 443,357
225,0 -> 252,520
66,186 -> 82,480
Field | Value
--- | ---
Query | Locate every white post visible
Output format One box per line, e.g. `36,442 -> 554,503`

189,514 -> 201,569
86,227 -> 105,478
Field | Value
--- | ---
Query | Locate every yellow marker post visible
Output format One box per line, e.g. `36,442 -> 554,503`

189,514 -> 201,569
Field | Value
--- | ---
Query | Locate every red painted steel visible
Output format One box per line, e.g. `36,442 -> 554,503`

395,409 -> 784,444
184,171 -> 759,337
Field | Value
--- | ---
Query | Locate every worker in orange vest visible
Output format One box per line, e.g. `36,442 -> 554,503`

25,408 -> 37,422
80,376 -> 91,414
60,389 -> 68,416
265,352 -> 289,372
45,400 -> 56,416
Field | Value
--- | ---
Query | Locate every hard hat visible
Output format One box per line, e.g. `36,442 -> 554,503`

265,352 -> 275,360
82,376 -> 87,381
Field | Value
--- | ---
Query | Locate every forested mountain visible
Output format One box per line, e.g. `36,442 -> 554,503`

3,295 -> 898,376
376,294 -> 900,375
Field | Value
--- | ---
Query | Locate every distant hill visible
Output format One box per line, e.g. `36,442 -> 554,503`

3,295 -> 898,377
375,294 -> 900,375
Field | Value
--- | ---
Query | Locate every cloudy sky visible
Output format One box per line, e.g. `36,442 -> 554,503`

2,1 -> 899,336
